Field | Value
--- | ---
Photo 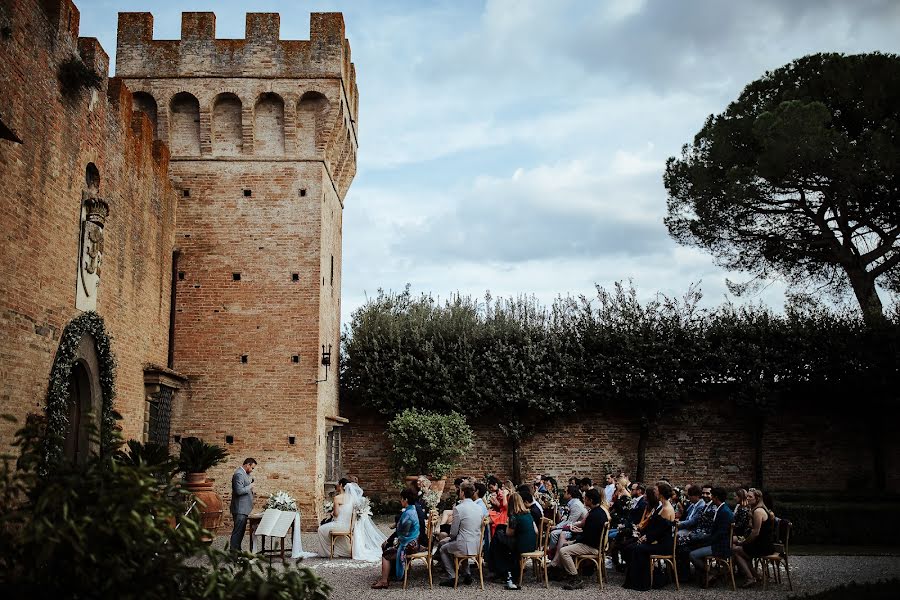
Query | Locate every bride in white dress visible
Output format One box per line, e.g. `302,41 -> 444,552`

315,482 -> 386,561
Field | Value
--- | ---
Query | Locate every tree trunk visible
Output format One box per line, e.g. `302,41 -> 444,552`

847,269 -> 885,326
511,440 -> 522,486
636,418 -> 649,483
752,414 -> 765,488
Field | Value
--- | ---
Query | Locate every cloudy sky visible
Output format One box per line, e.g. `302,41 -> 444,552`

77,0 -> 900,323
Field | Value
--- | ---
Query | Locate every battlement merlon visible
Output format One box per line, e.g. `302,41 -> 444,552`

115,12 -> 359,122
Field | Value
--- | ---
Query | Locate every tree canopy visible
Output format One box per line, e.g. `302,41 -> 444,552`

664,52 -> 900,324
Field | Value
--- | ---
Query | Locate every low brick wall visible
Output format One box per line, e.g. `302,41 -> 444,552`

341,396 -> 900,499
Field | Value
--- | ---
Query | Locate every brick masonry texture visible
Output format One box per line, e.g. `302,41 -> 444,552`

0,1 -> 356,531
341,397 -> 900,499
0,0 -> 177,448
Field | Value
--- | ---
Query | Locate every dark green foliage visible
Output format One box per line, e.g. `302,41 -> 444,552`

665,52 -> 900,324
43,311 -> 117,472
115,439 -> 179,483
789,580 -> 900,599
386,408 -> 473,479
58,56 -> 102,96
178,436 -> 229,474
0,417 -> 332,599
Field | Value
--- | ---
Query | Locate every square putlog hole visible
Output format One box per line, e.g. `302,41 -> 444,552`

299,188 -> 307,197
243,189 -> 252,197
178,271 -> 185,280
291,355 -> 299,363
232,273 -> 241,281
292,273 -> 299,282
240,354 -> 248,363
225,435 -> 234,444
182,189 -> 190,198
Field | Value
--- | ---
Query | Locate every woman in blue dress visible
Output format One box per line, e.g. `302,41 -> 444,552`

371,488 -> 421,589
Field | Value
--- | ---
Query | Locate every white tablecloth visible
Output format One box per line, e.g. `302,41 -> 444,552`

251,509 -> 316,559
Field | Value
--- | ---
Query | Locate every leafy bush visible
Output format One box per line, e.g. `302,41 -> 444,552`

0,416 -> 331,599
57,56 -> 102,96
778,501 -> 900,545
115,439 -> 178,483
386,408 -> 473,479
178,436 -> 229,474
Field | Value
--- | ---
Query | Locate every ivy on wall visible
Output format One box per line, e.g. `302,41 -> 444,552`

43,311 -> 117,471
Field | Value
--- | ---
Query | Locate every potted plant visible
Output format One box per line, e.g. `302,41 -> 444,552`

386,409 -> 473,494
177,437 -> 229,541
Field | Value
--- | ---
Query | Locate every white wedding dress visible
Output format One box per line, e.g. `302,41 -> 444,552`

315,482 -> 386,561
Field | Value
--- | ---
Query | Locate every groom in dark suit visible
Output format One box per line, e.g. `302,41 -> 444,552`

229,457 -> 257,551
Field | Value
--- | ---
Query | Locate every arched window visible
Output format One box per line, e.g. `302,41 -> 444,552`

212,93 -> 243,156
169,92 -> 201,156
297,91 -> 330,156
85,162 -> 100,194
132,92 -> 159,139
254,92 -> 285,155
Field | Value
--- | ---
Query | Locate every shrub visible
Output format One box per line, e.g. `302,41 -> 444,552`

57,56 -> 102,96
386,408 -> 473,480
178,436 -> 229,474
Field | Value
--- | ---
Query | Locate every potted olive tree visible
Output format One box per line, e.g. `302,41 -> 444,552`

386,408 -> 473,494
178,437 -> 229,541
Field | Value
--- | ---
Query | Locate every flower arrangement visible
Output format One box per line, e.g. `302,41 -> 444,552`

355,496 -> 373,519
323,499 -> 334,515
422,489 -> 441,512
417,475 -> 431,491
265,490 -> 297,512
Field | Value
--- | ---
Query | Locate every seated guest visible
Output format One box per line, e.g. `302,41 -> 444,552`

733,488 -> 751,538
438,483 -> 483,587
372,488 -> 421,589
678,485 -> 712,536
553,488 -> 608,590
609,482 -> 646,570
568,476 -> 579,488
608,482 -> 632,541
603,473 -> 616,509
517,484 -> 545,532
688,486 -> 734,587
677,485 -> 707,534
548,485 -> 587,556
731,488 -> 775,588
490,492 -> 537,590
486,475 -> 509,537
474,482 -> 490,517
579,477 -> 594,493
622,482 -> 676,591
439,477 -> 467,533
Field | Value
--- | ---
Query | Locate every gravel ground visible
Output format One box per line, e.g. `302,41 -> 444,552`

213,526 -> 900,600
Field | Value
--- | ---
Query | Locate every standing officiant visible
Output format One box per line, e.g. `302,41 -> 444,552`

229,457 -> 258,551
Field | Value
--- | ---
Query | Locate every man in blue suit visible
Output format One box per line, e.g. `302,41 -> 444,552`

689,486 -> 734,580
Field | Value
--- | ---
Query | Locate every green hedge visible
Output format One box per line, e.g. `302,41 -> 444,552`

789,579 -> 900,600
778,502 -> 900,546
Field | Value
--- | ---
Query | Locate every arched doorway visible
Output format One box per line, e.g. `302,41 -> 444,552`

64,361 -> 92,464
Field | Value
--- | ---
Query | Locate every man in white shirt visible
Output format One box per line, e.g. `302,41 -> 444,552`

603,472 -> 616,507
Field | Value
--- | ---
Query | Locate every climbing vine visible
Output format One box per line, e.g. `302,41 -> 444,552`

43,311 -> 117,471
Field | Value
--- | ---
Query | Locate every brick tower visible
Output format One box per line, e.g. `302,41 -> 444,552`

115,12 -> 357,526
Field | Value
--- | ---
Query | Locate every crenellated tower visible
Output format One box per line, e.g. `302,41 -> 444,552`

115,11 -> 357,526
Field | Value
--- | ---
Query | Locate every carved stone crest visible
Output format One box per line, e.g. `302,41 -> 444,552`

75,194 -> 110,311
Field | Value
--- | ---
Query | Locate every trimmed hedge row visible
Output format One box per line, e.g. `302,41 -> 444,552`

778,502 -> 900,546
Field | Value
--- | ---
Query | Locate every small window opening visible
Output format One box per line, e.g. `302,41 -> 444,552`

243,189 -> 252,197
292,273 -> 299,282
225,435 -> 234,444
291,355 -> 299,363
178,271 -> 185,280
182,189 -> 190,198
240,354 -> 248,363
299,188 -> 307,197
232,273 -> 241,281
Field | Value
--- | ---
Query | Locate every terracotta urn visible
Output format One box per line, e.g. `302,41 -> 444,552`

183,473 -> 224,543
429,477 -> 447,494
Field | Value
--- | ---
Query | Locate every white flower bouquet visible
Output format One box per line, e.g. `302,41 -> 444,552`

422,489 -> 441,511
265,490 -> 297,512
323,499 -> 334,515
417,475 -> 432,491
355,496 -> 373,519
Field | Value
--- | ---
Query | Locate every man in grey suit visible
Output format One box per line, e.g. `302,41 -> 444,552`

229,457 -> 257,551
438,483 -> 484,586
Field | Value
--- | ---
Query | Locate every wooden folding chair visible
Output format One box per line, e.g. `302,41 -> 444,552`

404,515 -> 438,589
649,521 -> 680,590
574,520 -> 611,589
453,516 -> 489,590
704,523 -> 737,591
519,517 -> 553,588
761,519 -> 792,591
329,508 -> 356,559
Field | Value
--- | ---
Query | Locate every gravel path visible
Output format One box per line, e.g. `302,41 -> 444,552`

216,529 -> 900,600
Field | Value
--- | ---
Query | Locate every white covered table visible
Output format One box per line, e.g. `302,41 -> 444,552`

249,508 -> 315,559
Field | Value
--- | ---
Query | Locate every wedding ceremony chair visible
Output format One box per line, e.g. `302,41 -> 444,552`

574,520 -> 611,589
403,514 -> 438,589
649,521 -> 680,590
453,516 -> 490,590
518,517 -> 553,588
761,519 -> 793,591
329,508 -> 356,559
703,523 -> 737,591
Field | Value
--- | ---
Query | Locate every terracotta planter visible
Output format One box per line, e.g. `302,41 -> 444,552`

429,477 -> 447,494
183,473 -> 224,543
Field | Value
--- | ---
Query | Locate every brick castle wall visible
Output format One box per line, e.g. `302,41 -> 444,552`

0,0 -> 177,446
342,397 -> 900,499
116,11 -> 357,529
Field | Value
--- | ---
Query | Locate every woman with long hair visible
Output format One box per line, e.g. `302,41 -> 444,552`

489,492 -> 537,590
622,482 -> 676,591
732,488 -> 775,588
